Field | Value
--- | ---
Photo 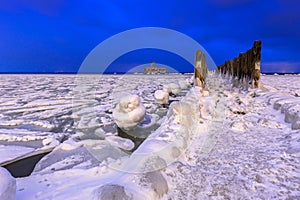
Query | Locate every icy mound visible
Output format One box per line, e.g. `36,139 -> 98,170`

112,94 -> 146,130
154,90 -> 169,105
0,167 -> 16,200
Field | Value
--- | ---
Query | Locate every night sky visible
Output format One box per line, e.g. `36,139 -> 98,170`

0,0 -> 299,73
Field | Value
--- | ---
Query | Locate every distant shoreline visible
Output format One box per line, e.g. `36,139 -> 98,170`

0,72 -> 194,75
0,72 -> 299,75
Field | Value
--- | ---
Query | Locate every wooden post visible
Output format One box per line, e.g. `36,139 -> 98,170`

194,50 -> 208,87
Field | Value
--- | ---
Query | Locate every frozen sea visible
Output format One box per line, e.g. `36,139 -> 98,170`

0,74 -> 190,161
0,73 -> 300,199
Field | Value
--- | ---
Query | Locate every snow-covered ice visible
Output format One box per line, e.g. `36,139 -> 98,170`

0,74 -> 299,199
154,90 -> 169,105
0,167 -> 16,200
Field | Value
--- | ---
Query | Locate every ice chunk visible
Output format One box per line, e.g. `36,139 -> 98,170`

292,113 -> 300,130
154,90 -> 169,105
105,135 -> 134,151
178,80 -> 189,90
33,140 -> 128,174
94,128 -> 106,138
0,167 -> 16,200
92,184 -> 132,200
163,83 -> 181,95
42,137 -> 60,147
59,138 -> 83,151
112,94 -> 146,130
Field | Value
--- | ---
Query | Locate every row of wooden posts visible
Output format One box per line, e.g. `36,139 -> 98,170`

194,41 -> 262,88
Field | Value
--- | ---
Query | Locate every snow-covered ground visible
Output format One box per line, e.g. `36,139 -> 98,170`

165,75 -> 300,199
0,74 -> 299,199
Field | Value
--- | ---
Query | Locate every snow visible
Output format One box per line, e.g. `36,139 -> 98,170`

162,74 -> 300,199
0,167 -> 16,200
0,74 -> 299,199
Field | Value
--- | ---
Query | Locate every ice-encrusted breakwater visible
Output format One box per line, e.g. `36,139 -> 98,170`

217,41 -> 262,88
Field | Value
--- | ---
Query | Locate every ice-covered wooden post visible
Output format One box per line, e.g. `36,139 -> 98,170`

251,41 -> 262,88
194,50 -> 208,87
217,40 -> 262,88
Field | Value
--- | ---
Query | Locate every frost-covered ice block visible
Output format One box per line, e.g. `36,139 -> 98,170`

0,167 -> 16,200
112,94 -> 146,130
154,90 -> 169,105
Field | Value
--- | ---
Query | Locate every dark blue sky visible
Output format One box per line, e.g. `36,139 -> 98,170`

0,0 -> 299,73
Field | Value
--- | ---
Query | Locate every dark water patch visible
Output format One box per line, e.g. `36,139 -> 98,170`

2,152 -> 50,178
